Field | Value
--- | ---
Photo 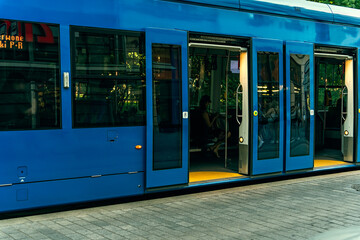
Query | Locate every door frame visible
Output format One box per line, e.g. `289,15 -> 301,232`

188,43 -> 248,170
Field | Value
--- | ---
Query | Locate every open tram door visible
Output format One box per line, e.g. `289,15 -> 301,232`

314,47 -> 355,167
145,28 -> 189,189
188,36 -> 249,182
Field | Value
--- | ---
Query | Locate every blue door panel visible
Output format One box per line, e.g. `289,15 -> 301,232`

0,172 -> 144,213
252,38 -> 284,175
145,28 -> 189,188
0,127 -> 146,185
285,41 -> 314,171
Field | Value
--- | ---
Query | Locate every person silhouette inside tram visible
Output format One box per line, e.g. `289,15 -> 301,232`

199,95 -> 231,158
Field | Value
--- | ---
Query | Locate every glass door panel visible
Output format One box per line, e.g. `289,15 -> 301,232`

145,28 -> 188,188
251,38 -> 283,175
285,41 -> 314,171
257,52 -> 280,160
152,45 -> 182,170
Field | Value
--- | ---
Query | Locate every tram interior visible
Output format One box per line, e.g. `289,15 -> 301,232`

188,45 -> 244,183
188,43 -> 356,182
314,55 -> 353,168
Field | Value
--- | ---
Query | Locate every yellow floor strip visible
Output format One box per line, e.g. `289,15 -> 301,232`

314,159 -> 351,168
189,171 -> 242,183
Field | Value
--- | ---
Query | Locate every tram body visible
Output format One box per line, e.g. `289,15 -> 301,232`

0,0 -> 359,212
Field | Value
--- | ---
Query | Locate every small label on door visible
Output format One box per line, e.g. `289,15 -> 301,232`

183,112 -> 188,119
310,110 -> 314,116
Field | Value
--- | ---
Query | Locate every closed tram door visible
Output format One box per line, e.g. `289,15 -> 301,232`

285,42 -> 314,171
145,28 -> 189,189
251,38 -> 284,175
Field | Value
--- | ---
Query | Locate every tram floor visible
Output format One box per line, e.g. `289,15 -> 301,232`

189,148 -> 353,183
314,148 -> 352,169
189,151 -> 244,183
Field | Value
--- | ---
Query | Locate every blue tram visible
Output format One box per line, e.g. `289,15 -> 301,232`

0,0 -> 360,212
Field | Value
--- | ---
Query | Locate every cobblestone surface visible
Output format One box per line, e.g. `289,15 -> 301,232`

2,170 -> 360,239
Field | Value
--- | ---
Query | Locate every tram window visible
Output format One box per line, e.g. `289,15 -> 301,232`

72,29 -> 145,128
257,52 -> 280,160
0,20 -> 60,131
152,44 -> 182,170
290,54 -> 310,157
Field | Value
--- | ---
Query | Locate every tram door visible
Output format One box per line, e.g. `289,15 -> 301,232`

315,52 -> 354,163
188,43 -> 248,174
145,28 -> 189,188
251,38 -> 284,175
285,42 -> 314,171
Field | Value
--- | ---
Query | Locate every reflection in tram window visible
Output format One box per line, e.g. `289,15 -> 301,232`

0,20 -> 60,130
290,54 -> 310,157
72,29 -> 146,128
152,44 -> 182,170
257,52 -> 279,160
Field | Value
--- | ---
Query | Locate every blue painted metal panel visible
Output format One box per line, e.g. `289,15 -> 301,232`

0,1 -> 359,48
285,42 -> 314,171
240,0 -> 333,23
330,5 -> 360,26
145,28 -> 189,188
178,0 -> 239,8
251,38 -> 284,175
0,127 -> 146,185
60,25 -> 72,130
0,172 -> 144,213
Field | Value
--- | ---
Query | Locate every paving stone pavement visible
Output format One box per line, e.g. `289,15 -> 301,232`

2,170 -> 360,240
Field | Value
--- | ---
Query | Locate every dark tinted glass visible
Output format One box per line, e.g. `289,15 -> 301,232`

152,44 -> 182,170
290,54 -> 310,157
0,20 -> 60,130
72,29 -> 145,128
257,52 -> 280,160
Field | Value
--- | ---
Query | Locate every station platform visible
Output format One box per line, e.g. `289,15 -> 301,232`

1,170 -> 360,239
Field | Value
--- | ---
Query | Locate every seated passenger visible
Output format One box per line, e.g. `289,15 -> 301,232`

199,95 -> 231,158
